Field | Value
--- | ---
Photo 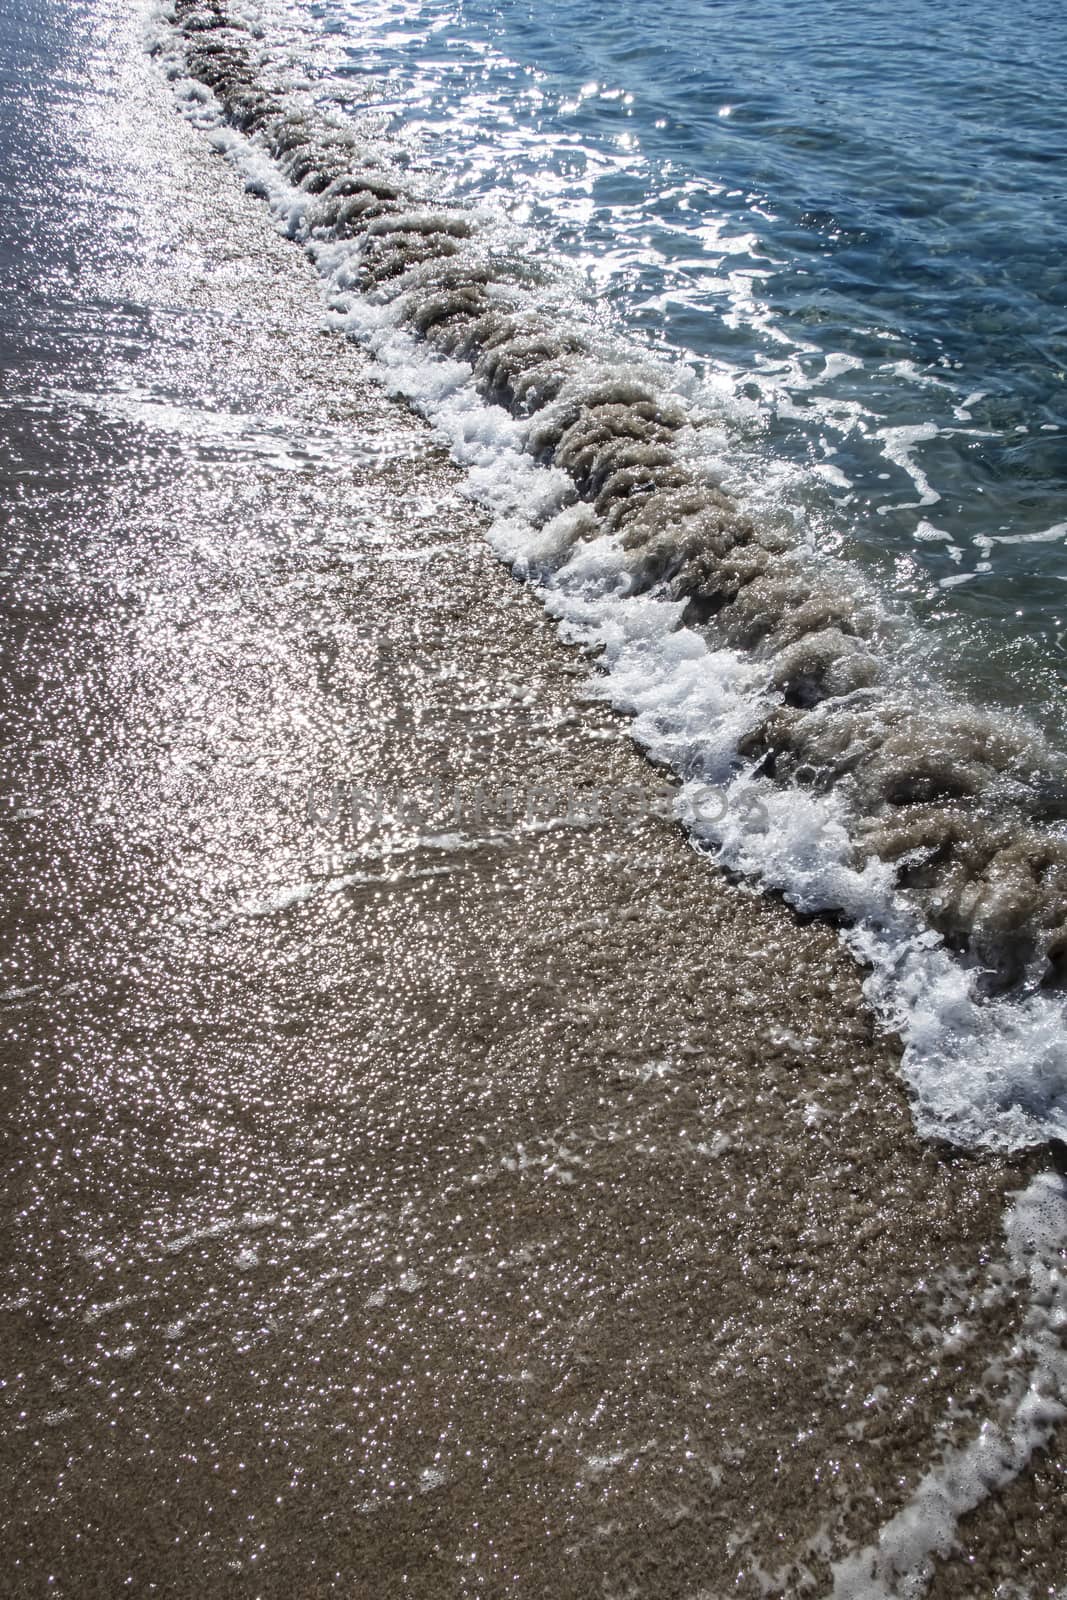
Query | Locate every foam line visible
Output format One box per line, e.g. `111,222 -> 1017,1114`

151,0 -> 1067,1151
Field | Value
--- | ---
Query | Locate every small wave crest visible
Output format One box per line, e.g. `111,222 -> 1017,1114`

155,0 -> 1067,1149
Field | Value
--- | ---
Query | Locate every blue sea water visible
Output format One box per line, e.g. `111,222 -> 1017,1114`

305,0 -> 1067,722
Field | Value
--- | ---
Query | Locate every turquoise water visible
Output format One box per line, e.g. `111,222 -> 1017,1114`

311,0 -> 1067,719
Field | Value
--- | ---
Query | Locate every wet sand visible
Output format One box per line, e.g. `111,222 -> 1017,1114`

0,5 -> 1063,1596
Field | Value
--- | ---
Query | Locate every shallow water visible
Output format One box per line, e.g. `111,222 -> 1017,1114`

307,0 -> 1067,721
2,0 -> 1067,1594
151,0 -> 1067,1146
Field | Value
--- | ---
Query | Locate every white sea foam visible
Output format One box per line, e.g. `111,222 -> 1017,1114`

832,1171 -> 1067,1598
873,423 -> 942,511
145,11 -> 1067,1588
149,32 -> 1067,1158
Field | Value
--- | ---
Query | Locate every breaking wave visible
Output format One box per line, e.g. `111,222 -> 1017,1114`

154,0 -> 1067,1150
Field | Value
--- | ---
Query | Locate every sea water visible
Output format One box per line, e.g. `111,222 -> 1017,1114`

2,4 -> 1067,1590
314,0 -> 1067,724
156,0 -> 1067,1151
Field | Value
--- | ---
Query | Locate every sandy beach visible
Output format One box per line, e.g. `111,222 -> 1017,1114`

0,4 -> 1063,1595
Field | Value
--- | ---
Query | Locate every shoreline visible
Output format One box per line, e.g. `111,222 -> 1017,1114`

0,2 -> 1064,1595
153,0 -> 1067,1158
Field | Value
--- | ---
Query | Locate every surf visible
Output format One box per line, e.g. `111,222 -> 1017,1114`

153,0 -> 1067,1152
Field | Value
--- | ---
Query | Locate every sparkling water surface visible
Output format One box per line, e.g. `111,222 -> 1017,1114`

306,0 -> 1067,721
3,5 -> 1067,1590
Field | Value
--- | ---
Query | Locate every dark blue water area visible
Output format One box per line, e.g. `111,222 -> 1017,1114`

316,0 -> 1067,718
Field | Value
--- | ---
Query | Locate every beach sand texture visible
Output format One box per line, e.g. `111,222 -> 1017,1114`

0,5 -> 1063,1595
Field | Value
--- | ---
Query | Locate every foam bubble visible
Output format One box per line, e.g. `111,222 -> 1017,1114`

832,1172 -> 1067,1597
